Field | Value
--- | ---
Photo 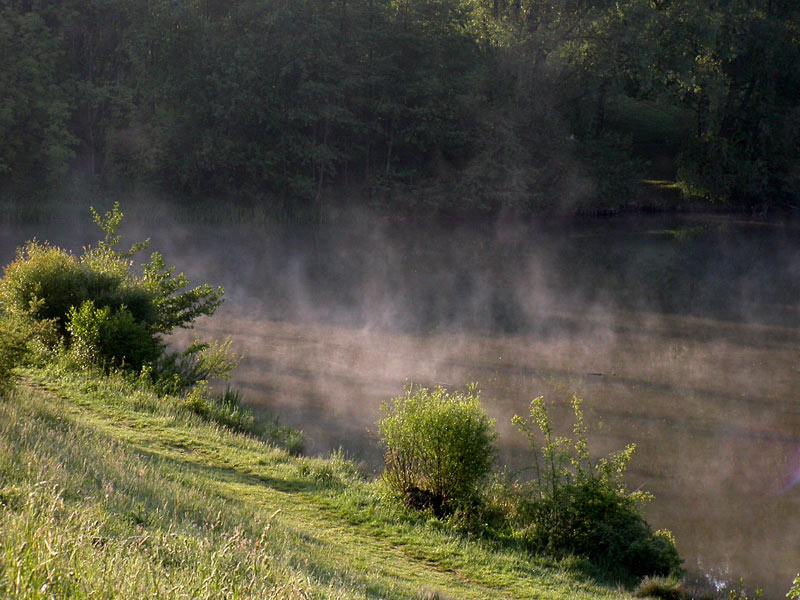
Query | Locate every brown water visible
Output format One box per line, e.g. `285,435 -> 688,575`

3,209 -> 800,596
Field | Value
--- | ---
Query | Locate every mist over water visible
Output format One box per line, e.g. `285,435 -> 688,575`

2,207 -> 800,597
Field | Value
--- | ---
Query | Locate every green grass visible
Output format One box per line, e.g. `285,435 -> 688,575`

0,365 -> 637,599
639,180 -> 682,190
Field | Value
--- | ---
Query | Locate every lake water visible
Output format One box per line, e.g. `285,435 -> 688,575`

3,208 -> 799,596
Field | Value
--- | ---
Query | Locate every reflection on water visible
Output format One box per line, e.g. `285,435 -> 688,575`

2,210 -> 800,597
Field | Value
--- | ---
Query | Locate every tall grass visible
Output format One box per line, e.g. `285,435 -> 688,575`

0,387 -> 356,599
0,370 -> 637,600
25,356 -> 304,453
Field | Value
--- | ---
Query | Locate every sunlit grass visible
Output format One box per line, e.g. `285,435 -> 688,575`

639,180 -> 682,190
0,368 -> 634,599
0,389 -> 324,599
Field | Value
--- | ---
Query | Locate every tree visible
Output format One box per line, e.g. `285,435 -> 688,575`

0,3 -> 75,188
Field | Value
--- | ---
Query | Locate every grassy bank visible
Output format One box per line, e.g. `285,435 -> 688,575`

0,363 -> 635,600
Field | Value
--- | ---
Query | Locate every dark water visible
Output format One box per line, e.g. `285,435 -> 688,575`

3,209 -> 800,596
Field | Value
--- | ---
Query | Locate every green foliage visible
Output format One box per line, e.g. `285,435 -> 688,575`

3,0 -> 799,214
0,373 -> 629,600
576,133 -> 645,211
633,575 -> 683,599
0,386 -> 312,599
0,203 -> 224,377
723,579 -> 763,600
677,135 -> 771,205
261,421 -> 305,457
153,339 -> 240,396
0,317 -> 28,393
788,574 -> 800,600
296,448 -> 362,485
0,242 -> 99,332
0,4 -> 75,187
181,382 -> 255,435
508,396 -> 682,582
378,383 -> 496,516
0,238 -> 151,339
66,300 -> 162,371
140,252 -> 223,334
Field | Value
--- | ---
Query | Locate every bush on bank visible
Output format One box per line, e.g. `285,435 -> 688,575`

0,203 -> 226,385
378,383 -> 496,517
378,386 -> 683,583
506,396 -> 683,581
0,203 -> 280,441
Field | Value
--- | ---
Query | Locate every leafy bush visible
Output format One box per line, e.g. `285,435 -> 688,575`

152,338 -> 240,395
378,383 -> 496,517
0,203 -> 223,375
789,575 -> 800,600
67,300 -> 163,371
0,242 -> 109,334
257,413 -> 305,456
509,396 -> 682,582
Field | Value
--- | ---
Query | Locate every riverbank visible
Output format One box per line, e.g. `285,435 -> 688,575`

1,364 -> 638,600
2,181 -> 798,231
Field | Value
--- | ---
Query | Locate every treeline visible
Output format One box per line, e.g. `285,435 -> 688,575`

2,0 -> 798,215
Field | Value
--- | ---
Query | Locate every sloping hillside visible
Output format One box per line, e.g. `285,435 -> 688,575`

0,365 -> 631,600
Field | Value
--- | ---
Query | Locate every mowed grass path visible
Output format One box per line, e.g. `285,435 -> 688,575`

0,367 -> 631,599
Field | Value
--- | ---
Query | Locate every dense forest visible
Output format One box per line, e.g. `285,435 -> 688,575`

2,0 -> 799,216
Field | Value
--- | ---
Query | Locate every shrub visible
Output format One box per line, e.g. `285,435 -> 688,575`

66,300 -> 163,371
789,575 -> 800,600
0,203 -> 223,374
378,383 -> 496,517
0,242 -> 98,333
152,338 -> 240,395
175,382 -> 302,451
258,413 -> 305,456
509,396 -> 682,582
519,479 -> 682,580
